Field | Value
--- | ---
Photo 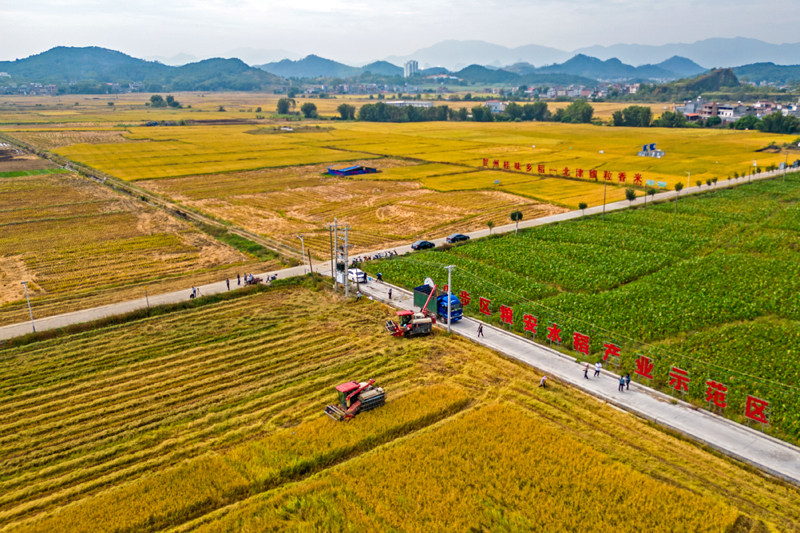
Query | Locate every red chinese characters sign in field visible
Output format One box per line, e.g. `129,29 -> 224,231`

446,291 -> 772,428
482,159 -> 646,185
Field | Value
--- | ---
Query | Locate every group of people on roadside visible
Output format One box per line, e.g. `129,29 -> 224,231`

351,250 -> 398,265
583,361 -> 631,391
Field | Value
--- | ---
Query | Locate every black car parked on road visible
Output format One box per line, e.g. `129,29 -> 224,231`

446,233 -> 470,244
411,240 -> 435,250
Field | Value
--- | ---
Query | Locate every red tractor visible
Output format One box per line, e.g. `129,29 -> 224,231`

384,284 -> 437,337
324,380 -> 386,421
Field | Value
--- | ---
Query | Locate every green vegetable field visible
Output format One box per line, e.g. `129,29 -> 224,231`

363,173 -> 800,442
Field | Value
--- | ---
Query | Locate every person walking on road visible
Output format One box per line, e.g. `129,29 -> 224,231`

625,373 -> 631,390
226,278 -> 230,290
237,273 -> 241,286
584,363 -> 590,379
594,361 -> 602,377
618,376 -> 625,392
477,323 -> 484,337
539,376 -> 547,388
388,288 -> 392,300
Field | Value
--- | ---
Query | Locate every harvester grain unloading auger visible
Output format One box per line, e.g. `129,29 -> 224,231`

324,379 -> 386,421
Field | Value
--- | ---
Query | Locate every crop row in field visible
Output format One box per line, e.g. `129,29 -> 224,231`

0,173 -> 275,321
192,404 -> 736,533
2,282 -> 798,532
363,174 -> 800,441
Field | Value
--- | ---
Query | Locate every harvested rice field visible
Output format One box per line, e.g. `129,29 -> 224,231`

0,171 -> 281,325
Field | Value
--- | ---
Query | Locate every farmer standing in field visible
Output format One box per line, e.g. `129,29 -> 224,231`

539,376 -> 547,388
594,361 -> 602,377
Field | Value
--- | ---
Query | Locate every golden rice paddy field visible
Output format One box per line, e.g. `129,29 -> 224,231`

28,120 -> 788,189
4,117 -> 793,259
141,160 -> 566,255
0,170 -> 280,326
0,281 -> 797,533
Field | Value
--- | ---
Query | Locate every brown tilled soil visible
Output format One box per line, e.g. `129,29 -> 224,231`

0,146 -> 57,172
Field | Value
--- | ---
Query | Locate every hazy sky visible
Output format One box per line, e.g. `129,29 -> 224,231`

2,0 -> 799,63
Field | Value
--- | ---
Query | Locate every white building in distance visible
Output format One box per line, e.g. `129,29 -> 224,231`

386,100 -> 433,108
404,60 -> 419,78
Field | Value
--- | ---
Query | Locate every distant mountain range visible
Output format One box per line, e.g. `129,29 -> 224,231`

257,55 -> 403,78
2,46 -> 799,92
0,47 -> 283,91
256,53 -> 706,83
384,38 -> 800,72
384,40 -> 571,72
507,54 -> 706,81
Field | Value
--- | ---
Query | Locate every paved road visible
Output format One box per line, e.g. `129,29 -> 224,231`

360,280 -> 800,486
0,168 -> 786,341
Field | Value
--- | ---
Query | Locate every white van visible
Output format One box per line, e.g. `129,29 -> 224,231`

348,268 -> 367,284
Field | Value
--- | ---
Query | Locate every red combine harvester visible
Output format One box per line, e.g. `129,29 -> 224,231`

324,380 -> 386,421
384,284 -> 437,337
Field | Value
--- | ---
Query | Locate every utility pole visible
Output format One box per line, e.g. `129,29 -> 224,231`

685,171 -> 691,189
296,235 -> 306,274
145,286 -> 150,311
343,224 -> 350,298
333,218 -> 339,292
20,281 -> 35,333
329,224 -> 335,291
330,218 -> 351,297
784,153 -> 789,182
445,265 -> 455,333
601,179 -> 607,221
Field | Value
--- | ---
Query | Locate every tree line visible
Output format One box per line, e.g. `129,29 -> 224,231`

612,105 -> 800,133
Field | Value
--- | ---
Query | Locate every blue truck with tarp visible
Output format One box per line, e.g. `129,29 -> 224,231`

413,283 -> 463,324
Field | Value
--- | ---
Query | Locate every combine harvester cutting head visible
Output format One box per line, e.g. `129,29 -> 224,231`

324,379 -> 386,421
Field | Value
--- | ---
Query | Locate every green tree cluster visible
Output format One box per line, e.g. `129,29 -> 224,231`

300,102 -> 318,118
732,112 -> 800,133
612,106 -> 652,127
475,101 -> 553,123
357,102 -> 449,122
148,94 -> 181,108
337,103 -> 356,120
553,99 -> 594,123
276,98 -> 296,114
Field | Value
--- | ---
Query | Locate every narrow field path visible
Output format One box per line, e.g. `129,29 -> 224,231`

358,279 -> 800,486
0,168 -> 785,341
